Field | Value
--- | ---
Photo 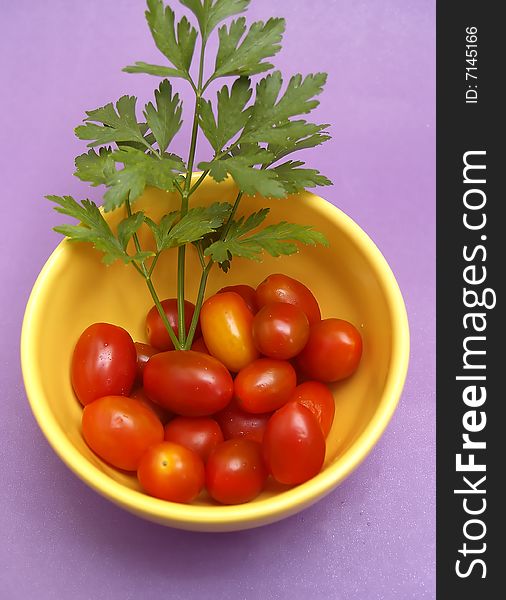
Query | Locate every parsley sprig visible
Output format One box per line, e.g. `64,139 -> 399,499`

47,0 -> 332,350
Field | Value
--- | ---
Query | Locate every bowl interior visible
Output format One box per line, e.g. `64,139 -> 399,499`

22,179 -> 408,530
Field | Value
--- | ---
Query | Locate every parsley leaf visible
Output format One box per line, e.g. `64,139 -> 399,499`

75,96 -> 148,148
199,149 -> 286,197
144,80 -> 183,153
199,77 -> 252,152
145,202 -> 232,250
47,195 -> 154,265
180,0 -> 250,41
272,160 -> 332,194
239,72 -> 328,144
204,208 -> 328,263
74,148 -> 116,186
212,17 -> 285,79
145,0 -> 197,74
267,132 -> 331,162
123,61 -> 188,79
104,148 -> 185,210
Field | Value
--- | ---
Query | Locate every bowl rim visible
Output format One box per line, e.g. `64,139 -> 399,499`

20,183 -> 410,528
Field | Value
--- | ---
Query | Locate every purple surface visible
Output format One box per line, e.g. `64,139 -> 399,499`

0,1 -> 435,598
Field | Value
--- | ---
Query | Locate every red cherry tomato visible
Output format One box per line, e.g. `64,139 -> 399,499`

297,318 -> 362,382
134,342 -> 158,381
252,302 -> 309,359
255,274 -> 321,325
82,395 -> 164,471
218,284 -> 258,314
164,417 -> 224,462
130,387 -> 172,424
71,323 -> 137,406
206,440 -> 268,504
234,358 -> 296,414
200,292 -> 259,372
215,398 -> 271,443
190,336 -> 210,354
143,350 -> 233,417
137,442 -> 205,503
145,298 -> 200,351
289,381 -> 335,438
263,402 -> 325,484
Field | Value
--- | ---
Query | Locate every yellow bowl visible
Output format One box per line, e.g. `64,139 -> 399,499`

21,177 -> 409,532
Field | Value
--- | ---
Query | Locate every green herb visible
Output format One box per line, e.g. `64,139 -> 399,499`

47,0 -> 332,350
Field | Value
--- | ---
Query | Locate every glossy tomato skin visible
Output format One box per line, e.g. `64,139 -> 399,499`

255,274 -> 321,325
164,417 -> 224,462
263,402 -> 325,484
71,323 -> 137,406
206,439 -> 268,504
297,318 -> 362,382
145,299 -> 200,351
234,358 -> 296,414
137,442 -> 205,503
215,398 -> 271,443
218,284 -> 258,314
134,342 -> 159,381
82,395 -> 164,471
143,350 -> 233,417
200,292 -> 259,372
252,302 -> 309,359
290,381 -> 335,438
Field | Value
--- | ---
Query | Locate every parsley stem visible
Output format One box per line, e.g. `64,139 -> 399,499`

125,198 -> 181,349
177,37 -> 207,348
189,170 -> 209,195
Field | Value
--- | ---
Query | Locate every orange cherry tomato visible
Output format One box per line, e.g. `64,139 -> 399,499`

200,292 -> 259,372
137,442 -> 205,503
289,381 -> 335,437
82,395 -> 164,471
218,284 -> 258,314
255,274 -> 321,325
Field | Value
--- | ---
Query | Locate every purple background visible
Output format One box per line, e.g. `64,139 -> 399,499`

0,1 -> 435,598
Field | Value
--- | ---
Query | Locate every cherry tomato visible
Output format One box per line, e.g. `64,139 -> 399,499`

297,318 -> 362,382
190,336 -> 210,354
134,342 -> 158,381
255,274 -> 321,325
164,417 -> 224,462
82,395 -> 164,471
200,292 -> 259,372
218,284 -> 258,314
263,402 -> 325,484
206,439 -> 268,504
289,381 -> 335,437
234,358 -> 296,414
71,323 -> 137,406
143,350 -> 233,417
252,302 -> 309,359
145,298 -> 200,351
215,398 -> 271,443
130,387 -> 172,424
137,442 -> 205,503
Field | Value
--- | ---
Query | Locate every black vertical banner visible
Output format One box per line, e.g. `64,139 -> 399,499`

437,3 -> 502,598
